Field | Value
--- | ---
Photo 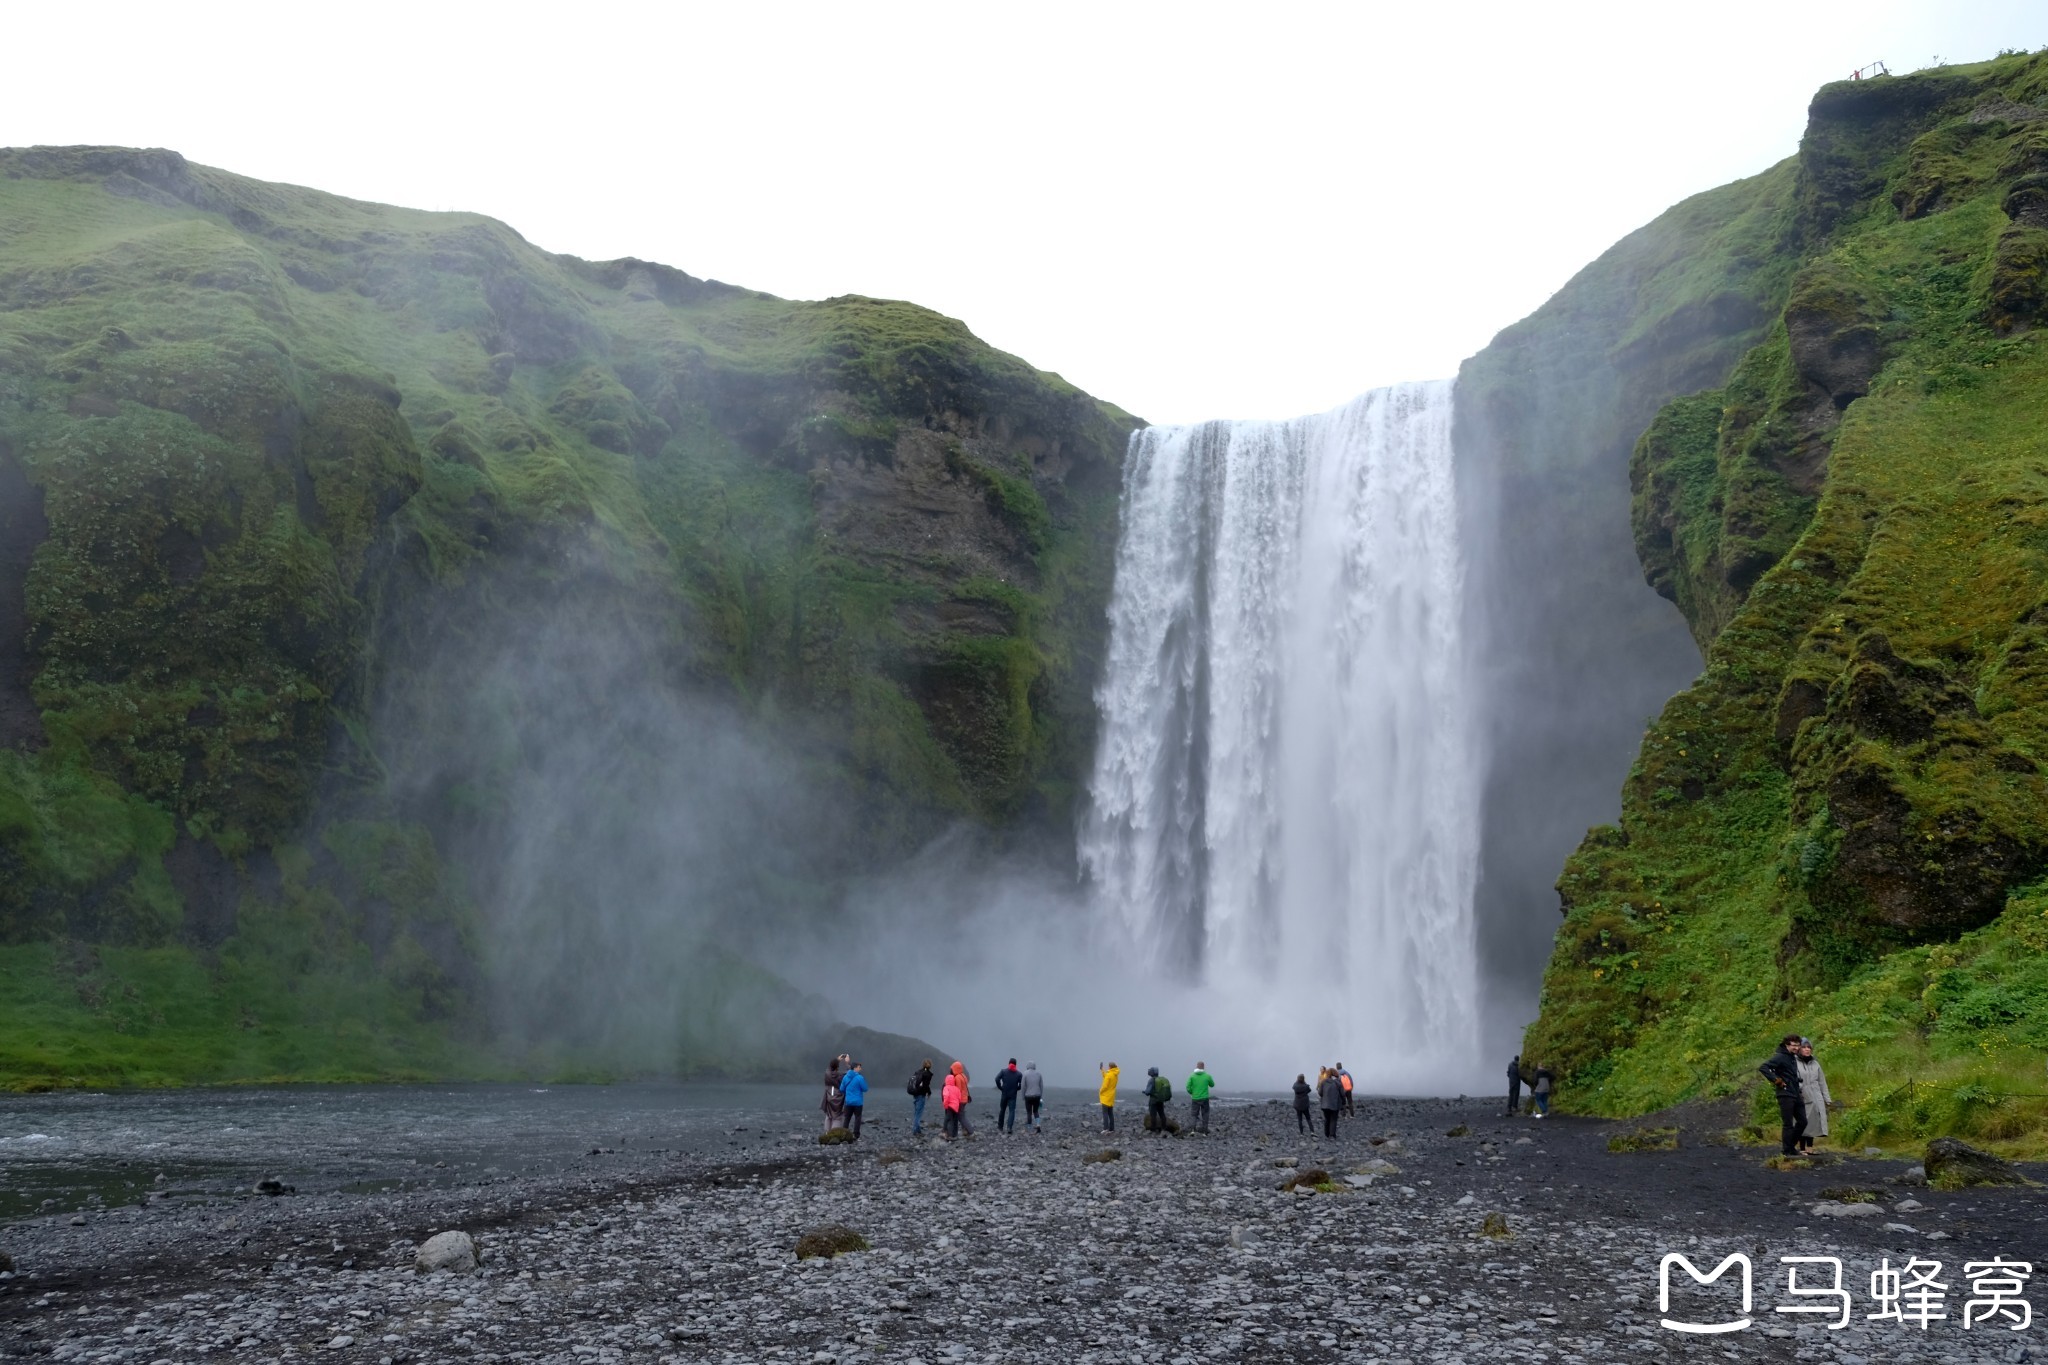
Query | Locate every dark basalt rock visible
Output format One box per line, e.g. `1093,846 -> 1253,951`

1925,1137 -> 2030,1189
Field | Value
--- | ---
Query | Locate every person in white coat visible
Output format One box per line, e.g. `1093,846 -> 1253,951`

1795,1038 -> 1832,1151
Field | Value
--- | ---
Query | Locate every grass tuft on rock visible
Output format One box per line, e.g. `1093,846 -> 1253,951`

793,1224 -> 868,1260
1924,1135 -> 2034,1188
1606,1127 -> 1680,1153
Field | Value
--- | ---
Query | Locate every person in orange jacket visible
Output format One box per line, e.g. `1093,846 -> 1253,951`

941,1069 -> 964,1141
949,1061 -> 974,1138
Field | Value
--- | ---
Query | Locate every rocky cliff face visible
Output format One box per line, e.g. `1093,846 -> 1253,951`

0,147 -> 1134,1085
1452,157 -> 1791,1050
1516,51 -> 2048,1149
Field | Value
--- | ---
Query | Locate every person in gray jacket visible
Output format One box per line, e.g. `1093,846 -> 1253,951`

1795,1039 -> 1832,1152
1020,1062 -> 1045,1133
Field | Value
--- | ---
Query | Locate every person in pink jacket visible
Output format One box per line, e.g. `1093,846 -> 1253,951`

949,1061 -> 974,1138
941,1070 -> 964,1141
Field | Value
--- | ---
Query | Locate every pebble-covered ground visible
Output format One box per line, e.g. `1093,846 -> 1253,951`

2,1095 -> 2043,1364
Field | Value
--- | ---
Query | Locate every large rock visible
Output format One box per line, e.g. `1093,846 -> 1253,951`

414,1230 -> 480,1274
1925,1137 -> 2029,1190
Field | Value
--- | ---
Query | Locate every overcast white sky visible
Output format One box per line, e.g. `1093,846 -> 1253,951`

7,2 -> 2043,423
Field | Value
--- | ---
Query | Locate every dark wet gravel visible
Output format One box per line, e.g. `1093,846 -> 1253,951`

1,1094 -> 2043,1363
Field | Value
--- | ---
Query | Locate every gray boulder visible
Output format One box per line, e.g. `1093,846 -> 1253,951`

414,1230 -> 480,1274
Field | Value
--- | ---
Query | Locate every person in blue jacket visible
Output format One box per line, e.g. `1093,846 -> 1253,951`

841,1063 -> 868,1140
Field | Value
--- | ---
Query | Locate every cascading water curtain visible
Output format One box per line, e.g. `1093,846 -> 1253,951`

1080,381 -> 1480,1085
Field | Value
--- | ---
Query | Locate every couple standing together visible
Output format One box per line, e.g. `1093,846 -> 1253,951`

1759,1035 -> 1835,1155
820,1053 -> 867,1137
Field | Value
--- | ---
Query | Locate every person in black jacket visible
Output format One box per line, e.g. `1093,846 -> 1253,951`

1292,1073 -> 1314,1134
1506,1055 -> 1523,1115
1758,1035 -> 1807,1155
994,1059 -> 1024,1135
1317,1068 -> 1344,1139
908,1059 -> 934,1138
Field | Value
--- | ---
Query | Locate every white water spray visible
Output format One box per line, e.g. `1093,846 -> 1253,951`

1079,381 -> 1480,1089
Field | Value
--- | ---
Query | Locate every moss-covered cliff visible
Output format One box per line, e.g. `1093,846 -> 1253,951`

0,146 -> 1135,1086
1520,52 -> 2048,1151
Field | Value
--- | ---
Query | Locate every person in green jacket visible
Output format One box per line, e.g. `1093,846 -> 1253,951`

1186,1062 -> 1215,1134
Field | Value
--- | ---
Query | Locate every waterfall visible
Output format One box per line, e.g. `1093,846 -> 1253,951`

1079,380 -> 1479,1083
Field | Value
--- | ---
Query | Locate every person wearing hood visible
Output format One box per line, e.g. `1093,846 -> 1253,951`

1795,1038 -> 1833,1152
1098,1062 -> 1119,1132
949,1061 -> 974,1138
1757,1035 -> 1807,1156
1186,1062 -> 1215,1134
1506,1055 -> 1523,1116
994,1059 -> 1024,1135
841,1063 -> 867,1139
1020,1061 -> 1045,1133
1143,1066 -> 1171,1134
1317,1067 -> 1344,1139
1292,1073 -> 1313,1134
941,1067 -> 964,1141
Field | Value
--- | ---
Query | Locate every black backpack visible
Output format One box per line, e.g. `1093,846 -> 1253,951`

907,1071 -> 924,1096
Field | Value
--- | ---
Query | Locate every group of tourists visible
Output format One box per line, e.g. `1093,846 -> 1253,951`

900,1058 -> 1016,1140
825,1036 -> 1839,1152
1504,1055 -> 1554,1116
1098,1061 -> 1217,1135
1288,1064 -> 1357,1138
822,1057 -> 1225,1140
1759,1034 -> 1835,1155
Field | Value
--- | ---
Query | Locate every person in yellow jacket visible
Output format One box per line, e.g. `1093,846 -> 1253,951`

1097,1061 -> 1120,1133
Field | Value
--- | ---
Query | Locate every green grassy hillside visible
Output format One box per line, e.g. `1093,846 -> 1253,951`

0,147 -> 1135,1087
1522,52 -> 2048,1153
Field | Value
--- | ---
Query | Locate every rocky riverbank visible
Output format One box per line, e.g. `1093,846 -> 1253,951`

2,1097 -> 2043,1363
